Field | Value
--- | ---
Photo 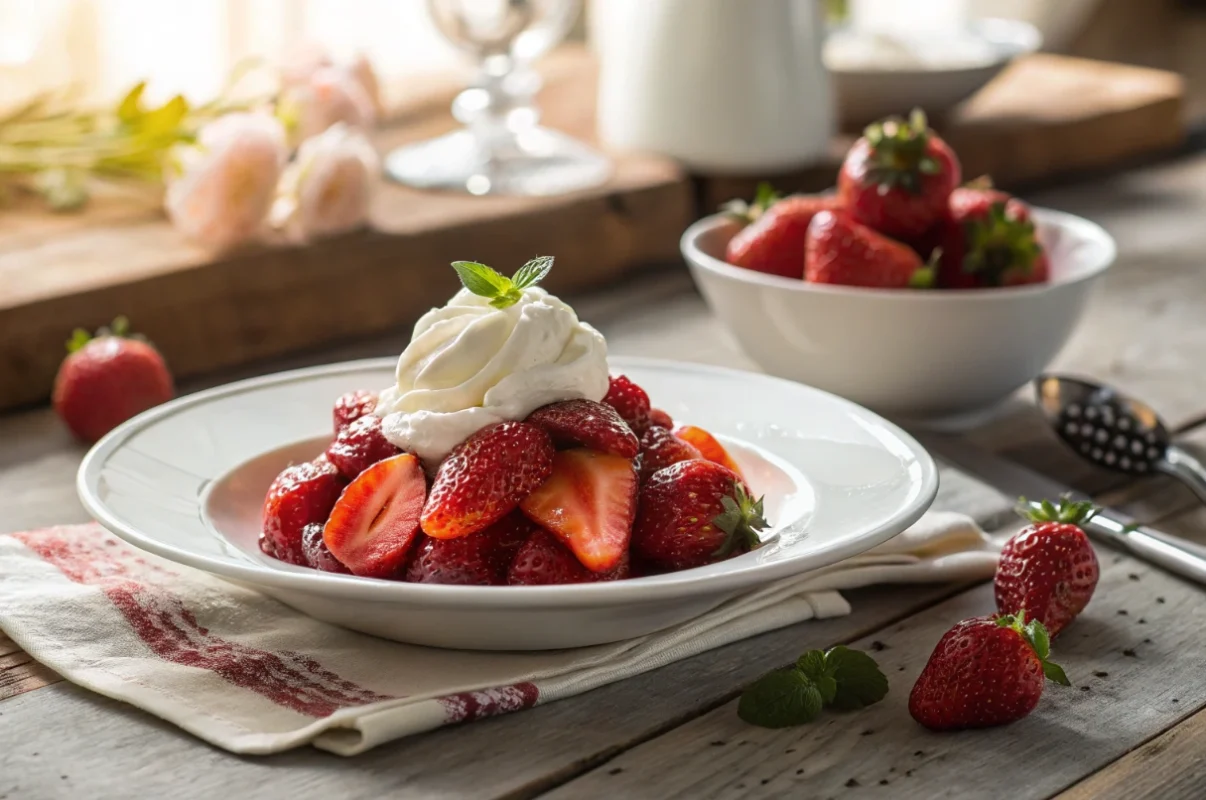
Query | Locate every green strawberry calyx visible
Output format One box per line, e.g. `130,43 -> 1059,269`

711,481 -> 770,558
909,247 -> 943,289
962,202 -> 1043,285
65,315 -> 141,353
720,182 -> 780,225
451,256 -> 553,310
1016,495 -> 1099,527
863,108 -> 942,195
995,611 -> 1071,686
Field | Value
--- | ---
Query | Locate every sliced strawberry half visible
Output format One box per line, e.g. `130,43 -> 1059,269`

324,453 -> 427,578
526,398 -> 639,458
674,425 -> 744,480
519,448 -> 637,572
507,528 -> 630,585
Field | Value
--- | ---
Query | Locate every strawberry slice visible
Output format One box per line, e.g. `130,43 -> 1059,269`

508,528 -> 630,585
261,459 -> 346,565
323,453 -> 426,578
526,398 -> 639,458
326,413 -> 400,480
638,426 -> 702,482
405,513 -> 532,586
603,375 -> 652,434
519,448 -> 638,572
674,425 -> 744,480
422,421 -> 555,539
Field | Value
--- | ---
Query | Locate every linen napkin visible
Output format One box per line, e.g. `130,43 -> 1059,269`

0,512 -> 998,756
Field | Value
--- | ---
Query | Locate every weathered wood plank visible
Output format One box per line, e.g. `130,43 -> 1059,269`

545,547 -> 1206,799
1056,706 -> 1206,800
0,646 -> 60,702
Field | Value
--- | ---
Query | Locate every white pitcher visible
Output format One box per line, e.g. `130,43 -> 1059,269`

591,0 -> 834,173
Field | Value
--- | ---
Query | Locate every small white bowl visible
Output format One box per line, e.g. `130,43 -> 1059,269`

827,18 -> 1042,127
681,207 -> 1115,427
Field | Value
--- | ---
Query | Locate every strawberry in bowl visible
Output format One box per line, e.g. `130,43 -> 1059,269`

256,259 -> 770,586
681,108 -> 1116,424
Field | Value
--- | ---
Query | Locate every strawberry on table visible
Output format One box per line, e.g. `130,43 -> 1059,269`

507,528 -> 631,585
301,522 -> 350,574
995,497 -> 1100,636
938,180 -> 1050,288
673,425 -> 744,480
632,459 -> 768,572
724,183 -> 844,279
422,421 -> 555,539
805,211 -> 935,289
838,109 -> 962,241
261,459 -> 347,566
325,413 -> 401,480
333,389 -> 378,433
406,512 -> 532,586
53,316 -> 175,443
526,398 -> 640,458
909,612 -> 1070,731
603,374 -> 653,434
324,452 -> 427,578
519,448 -> 638,573
637,426 -> 702,482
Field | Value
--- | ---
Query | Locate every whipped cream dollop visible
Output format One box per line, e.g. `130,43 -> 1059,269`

377,286 -> 609,463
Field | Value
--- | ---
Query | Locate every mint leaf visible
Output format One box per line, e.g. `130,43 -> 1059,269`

796,650 -> 837,704
738,669 -> 823,728
452,261 -> 512,299
825,646 -> 888,710
512,256 -> 553,290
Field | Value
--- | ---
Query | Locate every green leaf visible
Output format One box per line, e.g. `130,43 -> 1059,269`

117,81 -> 147,123
797,650 -> 837,704
825,646 -> 889,710
1027,619 -> 1051,661
737,669 -> 824,728
451,261 -> 513,300
512,256 -> 553,290
1043,661 -> 1071,686
65,328 -> 91,353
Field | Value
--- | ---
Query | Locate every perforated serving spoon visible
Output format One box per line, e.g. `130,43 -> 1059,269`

1035,374 -> 1206,505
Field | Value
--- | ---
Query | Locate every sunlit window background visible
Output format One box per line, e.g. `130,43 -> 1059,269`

0,0 -> 466,109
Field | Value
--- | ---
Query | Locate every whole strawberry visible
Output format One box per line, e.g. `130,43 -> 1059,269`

909,612 -> 1070,731
632,459 -> 768,571
507,528 -> 631,585
262,459 -> 347,565
603,374 -> 653,434
326,413 -> 401,480
805,211 -> 935,289
725,183 -> 844,279
938,181 -> 1049,288
421,421 -> 554,539
406,513 -> 532,585
526,398 -> 639,458
995,497 -> 1100,636
333,389 -> 378,433
637,426 -> 702,482
838,109 -> 961,241
53,317 -> 174,443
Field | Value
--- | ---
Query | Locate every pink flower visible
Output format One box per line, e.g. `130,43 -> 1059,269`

271,123 -> 379,242
164,113 -> 287,251
278,66 -> 376,145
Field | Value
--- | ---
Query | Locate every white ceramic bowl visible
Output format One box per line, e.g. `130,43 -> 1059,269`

681,207 -> 1115,426
827,18 -> 1042,127
78,357 -> 937,651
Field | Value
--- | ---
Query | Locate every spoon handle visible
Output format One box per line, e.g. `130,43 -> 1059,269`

1084,513 -> 1206,587
1155,445 -> 1206,506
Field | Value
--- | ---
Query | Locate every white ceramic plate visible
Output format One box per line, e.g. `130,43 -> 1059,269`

78,357 -> 938,650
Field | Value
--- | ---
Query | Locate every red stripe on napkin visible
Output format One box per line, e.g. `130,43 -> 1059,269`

15,525 -> 394,717
440,682 -> 540,724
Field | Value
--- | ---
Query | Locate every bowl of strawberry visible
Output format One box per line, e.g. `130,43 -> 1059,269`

681,110 -> 1116,426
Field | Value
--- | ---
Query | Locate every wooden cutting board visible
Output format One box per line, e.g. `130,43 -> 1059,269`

0,49 -> 1185,412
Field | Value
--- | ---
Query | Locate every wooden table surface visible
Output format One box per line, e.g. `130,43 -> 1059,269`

5,153 -> 1206,799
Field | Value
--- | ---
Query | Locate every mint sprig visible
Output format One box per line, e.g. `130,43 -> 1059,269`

451,256 -> 553,309
739,646 -> 888,728
737,669 -> 824,728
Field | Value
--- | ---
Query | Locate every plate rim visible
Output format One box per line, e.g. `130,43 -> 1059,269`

78,356 -> 939,609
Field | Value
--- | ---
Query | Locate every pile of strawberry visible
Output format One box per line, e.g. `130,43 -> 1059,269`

725,109 -> 1048,290
260,375 -> 769,586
